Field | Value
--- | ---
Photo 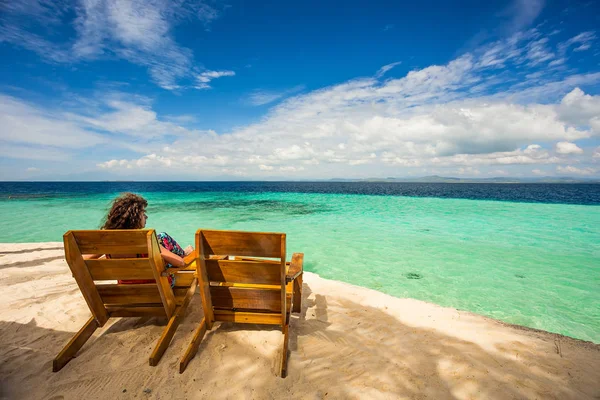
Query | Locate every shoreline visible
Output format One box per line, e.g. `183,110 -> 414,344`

1,242 -> 597,346
1,242 -> 599,399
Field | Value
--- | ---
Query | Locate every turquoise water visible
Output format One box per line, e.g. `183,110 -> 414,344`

1,190 -> 599,343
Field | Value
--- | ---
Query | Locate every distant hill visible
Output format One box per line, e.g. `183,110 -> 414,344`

328,175 -> 600,183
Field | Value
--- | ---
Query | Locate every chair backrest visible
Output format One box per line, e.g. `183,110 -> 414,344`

63,229 -> 176,326
196,229 -> 287,326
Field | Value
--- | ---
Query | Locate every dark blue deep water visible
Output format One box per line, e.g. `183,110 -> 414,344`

1,181 -> 599,205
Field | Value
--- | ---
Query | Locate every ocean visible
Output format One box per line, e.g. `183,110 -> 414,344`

1,181 -> 599,343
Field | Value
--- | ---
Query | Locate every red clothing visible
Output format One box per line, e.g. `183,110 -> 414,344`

114,253 -> 155,284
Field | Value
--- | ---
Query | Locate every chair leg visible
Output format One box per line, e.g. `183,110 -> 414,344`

149,306 -> 183,366
179,317 -> 207,373
280,322 -> 290,378
149,279 -> 197,366
53,316 -> 99,372
292,273 -> 302,313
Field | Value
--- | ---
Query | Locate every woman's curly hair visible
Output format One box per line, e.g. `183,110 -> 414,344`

102,193 -> 148,230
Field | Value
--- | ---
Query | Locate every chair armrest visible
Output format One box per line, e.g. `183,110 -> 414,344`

183,251 -> 197,266
285,253 -> 304,283
161,251 -> 197,276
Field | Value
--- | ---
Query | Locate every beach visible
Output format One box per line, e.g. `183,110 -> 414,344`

2,183 -> 600,343
1,243 -> 599,399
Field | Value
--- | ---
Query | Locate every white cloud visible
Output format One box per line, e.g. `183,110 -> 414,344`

65,96 -> 190,139
423,145 -> 561,167
0,1 -> 72,61
526,38 -> 554,65
26,167 -> 39,172
279,166 -> 304,172
456,167 -> 481,175
503,0 -> 545,33
532,169 -> 544,175
375,61 -> 402,78
574,44 -> 591,52
591,118 -> 600,134
87,79 -> 600,178
0,94 -> 105,149
197,70 -> 236,81
196,3 -> 221,27
555,141 -> 583,155
3,20 -> 600,178
163,114 -> 197,124
97,159 -> 128,169
98,154 -> 172,169
559,31 -> 596,55
246,85 -> 305,106
195,70 -> 235,89
558,88 -> 600,128
0,0 -> 228,90
0,143 -> 71,161
0,90 -> 213,163
556,165 -> 597,176
548,58 -> 566,67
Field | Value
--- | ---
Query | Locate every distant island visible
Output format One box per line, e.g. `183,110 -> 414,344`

328,175 -> 600,184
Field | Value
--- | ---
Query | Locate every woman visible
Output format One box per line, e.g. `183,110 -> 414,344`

95,192 -> 192,284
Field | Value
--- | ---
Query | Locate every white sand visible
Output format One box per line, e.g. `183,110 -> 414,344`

0,243 -> 599,400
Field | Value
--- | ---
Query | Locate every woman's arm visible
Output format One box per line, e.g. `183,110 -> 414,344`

159,245 -> 186,268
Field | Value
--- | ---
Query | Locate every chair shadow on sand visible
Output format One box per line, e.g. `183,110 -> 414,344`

0,256 -> 66,270
0,246 -> 64,255
1,282 -> 599,399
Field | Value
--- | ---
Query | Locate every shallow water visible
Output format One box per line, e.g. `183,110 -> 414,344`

1,182 -> 599,343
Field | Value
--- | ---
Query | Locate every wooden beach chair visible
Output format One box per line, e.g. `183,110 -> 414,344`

53,229 -> 197,372
179,229 -> 304,377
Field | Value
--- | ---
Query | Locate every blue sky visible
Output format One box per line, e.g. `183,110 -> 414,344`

1,0 -> 599,180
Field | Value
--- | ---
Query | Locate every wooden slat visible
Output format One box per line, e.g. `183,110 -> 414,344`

205,260 -> 282,285
173,272 -> 196,288
280,236 -> 287,327
160,260 -> 196,276
107,306 -> 166,317
200,230 -> 284,258
71,230 -> 149,255
237,256 -> 280,264
174,287 -> 190,297
197,230 -> 214,329
97,284 -> 162,305
148,230 -> 176,319
213,310 -> 282,325
213,290 -> 289,310
64,232 -> 109,326
174,287 -> 192,305
212,282 -> 281,289
210,286 -> 282,312
86,259 -> 154,280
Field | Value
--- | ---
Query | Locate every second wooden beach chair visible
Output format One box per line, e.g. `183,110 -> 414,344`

53,229 -> 197,372
179,229 -> 304,377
